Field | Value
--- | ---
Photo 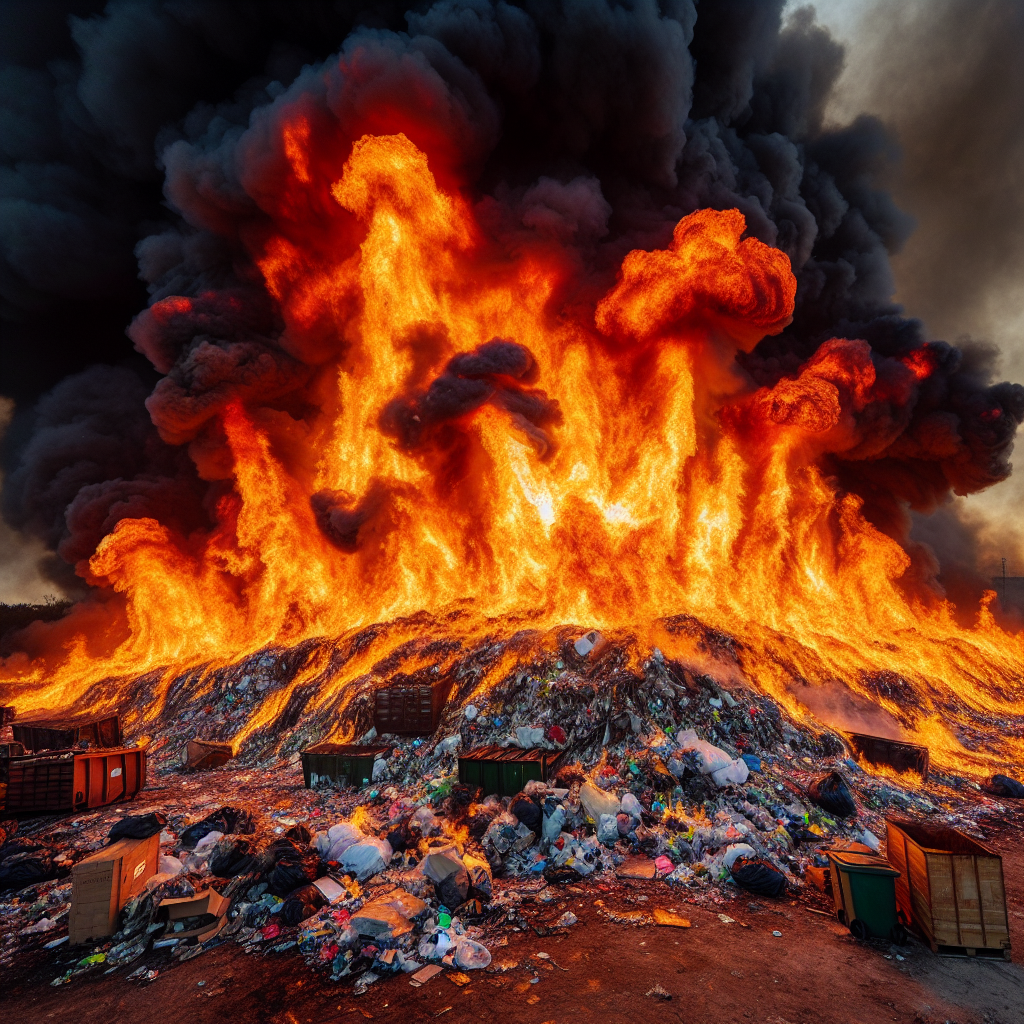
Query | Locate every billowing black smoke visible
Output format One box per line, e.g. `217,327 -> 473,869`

2,0 -> 1022,613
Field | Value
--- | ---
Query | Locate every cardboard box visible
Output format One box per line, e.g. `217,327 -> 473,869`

69,833 -> 159,945
158,889 -> 231,943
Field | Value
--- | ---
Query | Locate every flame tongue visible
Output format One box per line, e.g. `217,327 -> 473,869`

4,133 -> 1022,779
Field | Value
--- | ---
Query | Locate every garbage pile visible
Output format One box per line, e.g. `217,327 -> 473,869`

2,638 -> 1022,992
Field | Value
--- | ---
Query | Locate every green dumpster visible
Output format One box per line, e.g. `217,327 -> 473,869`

300,743 -> 391,789
828,850 -> 906,943
458,745 -> 559,797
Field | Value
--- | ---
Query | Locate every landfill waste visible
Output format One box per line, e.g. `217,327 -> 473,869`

983,774 -> 1024,799
108,813 -> 168,842
807,772 -> 857,819
2,636 -> 1015,1000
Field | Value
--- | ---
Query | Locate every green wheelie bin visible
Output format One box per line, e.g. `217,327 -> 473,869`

827,850 -> 907,943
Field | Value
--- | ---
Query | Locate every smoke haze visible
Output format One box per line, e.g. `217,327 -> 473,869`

1,0 -> 1022,619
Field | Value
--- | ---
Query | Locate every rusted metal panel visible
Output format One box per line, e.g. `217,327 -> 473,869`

846,733 -> 929,778
374,677 -> 454,735
13,714 -> 123,753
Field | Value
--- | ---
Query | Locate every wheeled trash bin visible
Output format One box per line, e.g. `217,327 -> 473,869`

827,850 -> 906,943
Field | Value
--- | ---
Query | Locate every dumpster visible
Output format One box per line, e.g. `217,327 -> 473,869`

184,738 -> 233,771
886,819 -> 1010,958
845,733 -> 929,779
301,743 -> 391,789
374,676 -> 454,735
458,745 -> 560,797
13,713 -> 123,753
4,746 -> 147,815
827,849 -> 906,942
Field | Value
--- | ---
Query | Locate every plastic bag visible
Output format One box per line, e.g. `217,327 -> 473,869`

454,937 -> 491,969
0,848 -> 58,894
542,802 -> 566,843
341,837 -> 392,881
463,853 -> 493,902
676,730 -> 733,776
108,812 -> 167,842
208,838 -> 255,877
619,792 -> 642,821
262,839 -> 320,896
807,771 -> 857,818
730,855 -> 787,897
280,883 -> 328,926
579,781 -> 620,822
515,726 -> 545,748
597,813 -> 619,845
722,843 -> 756,871
510,794 -> 542,833
983,774 -> 1024,799
317,822 -> 365,862
710,758 -> 750,788
178,807 -> 254,849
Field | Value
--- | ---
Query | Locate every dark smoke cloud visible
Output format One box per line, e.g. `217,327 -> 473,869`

1,0 -> 1021,611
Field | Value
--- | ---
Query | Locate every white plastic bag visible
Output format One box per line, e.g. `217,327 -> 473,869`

722,843 -> 757,871
579,781 -> 620,822
318,821 -> 365,862
619,792 -> 643,820
341,837 -> 392,880
710,758 -> 750,787
676,730 -> 733,775
454,937 -> 492,969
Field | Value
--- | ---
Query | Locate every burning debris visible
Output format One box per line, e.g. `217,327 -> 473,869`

1,636 -> 1019,991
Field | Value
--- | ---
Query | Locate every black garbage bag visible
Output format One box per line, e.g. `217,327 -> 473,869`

983,774 -> 1024,799
262,839 -> 319,897
509,794 -> 542,833
285,823 -> 312,846
436,864 -> 470,908
178,806 -> 255,850
386,815 -> 417,853
807,772 -> 857,818
280,883 -> 328,926
730,855 -> 787,897
108,811 -> 168,842
209,837 -> 256,877
543,864 -> 583,884
0,846 -> 58,894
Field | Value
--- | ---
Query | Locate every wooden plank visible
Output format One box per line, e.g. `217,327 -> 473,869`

927,853 -> 960,946
977,858 -> 1010,945
906,839 -> 933,937
952,855 -> 986,948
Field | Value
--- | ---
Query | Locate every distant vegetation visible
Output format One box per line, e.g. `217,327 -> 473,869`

0,598 -> 73,656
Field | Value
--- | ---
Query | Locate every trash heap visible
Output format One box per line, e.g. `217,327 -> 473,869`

2,637 -> 1021,991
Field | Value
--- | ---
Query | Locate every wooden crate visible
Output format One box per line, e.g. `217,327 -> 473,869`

69,833 -> 159,945
374,676 -> 454,735
847,733 -> 929,778
886,819 -> 1010,958
13,714 -> 122,753
5,746 -> 147,815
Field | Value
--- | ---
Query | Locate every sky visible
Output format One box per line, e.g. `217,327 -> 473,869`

795,0 -> 1024,581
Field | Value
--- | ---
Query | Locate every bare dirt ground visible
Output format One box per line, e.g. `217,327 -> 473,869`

3,816 -> 1022,1024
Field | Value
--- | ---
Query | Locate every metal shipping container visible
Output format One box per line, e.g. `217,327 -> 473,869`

458,745 -> 559,797
886,818 -> 1010,958
374,677 -> 454,735
4,746 -> 147,815
13,713 -> 123,753
300,743 -> 392,789
846,732 -> 929,779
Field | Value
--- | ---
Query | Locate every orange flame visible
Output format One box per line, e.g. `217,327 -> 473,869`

2,132 -> 1021,778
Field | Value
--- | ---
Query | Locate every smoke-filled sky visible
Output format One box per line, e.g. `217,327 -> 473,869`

1,0 -> 1022,609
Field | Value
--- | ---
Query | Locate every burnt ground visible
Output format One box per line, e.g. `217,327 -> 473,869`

2,815 -> 1023,1024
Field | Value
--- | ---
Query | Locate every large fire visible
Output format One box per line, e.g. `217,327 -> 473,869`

2,133 -> 1021,775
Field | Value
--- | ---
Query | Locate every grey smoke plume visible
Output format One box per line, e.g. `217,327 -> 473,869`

1,0 -> 1022,618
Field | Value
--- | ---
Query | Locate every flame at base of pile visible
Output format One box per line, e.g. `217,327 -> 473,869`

12,610 -> 1020,784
